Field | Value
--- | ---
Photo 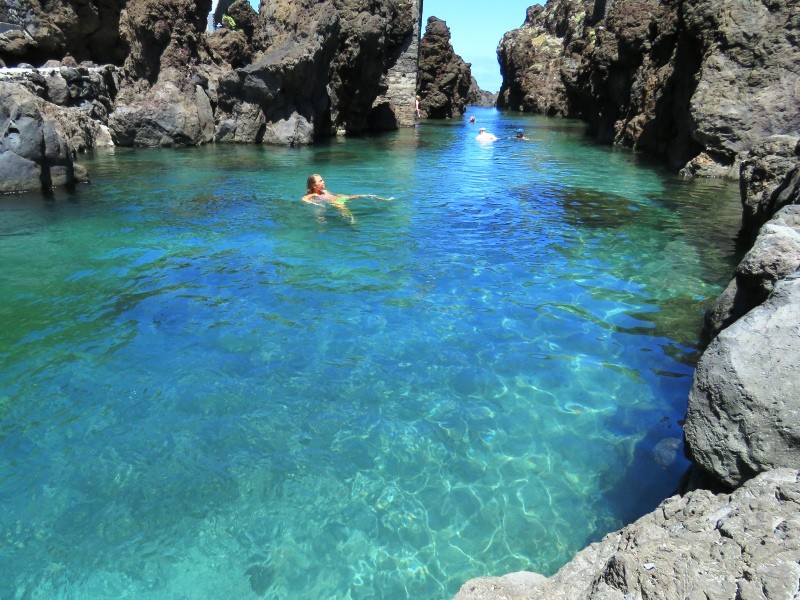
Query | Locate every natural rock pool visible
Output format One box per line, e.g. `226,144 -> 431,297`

0,108 -> 744,599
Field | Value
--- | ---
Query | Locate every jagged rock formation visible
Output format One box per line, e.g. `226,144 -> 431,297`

417,16 -> 473,119
215,0 -> 419,144
104,0 -> 222,147
497,0 -> 800,176
0,0 -> 127,67
0,0 -> 422,164
206,0 -> 257,68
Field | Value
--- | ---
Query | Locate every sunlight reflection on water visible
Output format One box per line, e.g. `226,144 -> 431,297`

0,108 -> 743,599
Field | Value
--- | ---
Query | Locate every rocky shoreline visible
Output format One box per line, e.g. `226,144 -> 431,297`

455,0 -> 800,597
1,0 -> 424,193
2,0 -> 799,597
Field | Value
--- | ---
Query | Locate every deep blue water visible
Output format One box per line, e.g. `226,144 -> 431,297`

0,107 -> 743,599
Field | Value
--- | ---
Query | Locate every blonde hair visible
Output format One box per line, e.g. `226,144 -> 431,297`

306,174 -> 322,194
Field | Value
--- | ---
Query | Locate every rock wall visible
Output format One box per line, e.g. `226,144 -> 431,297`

379,0 -> 421,127
497,0 -> 800,176
0,0 -> 425,191
0,0 -> 127,67
214,0 -> 422,144
453,1 -> 800,597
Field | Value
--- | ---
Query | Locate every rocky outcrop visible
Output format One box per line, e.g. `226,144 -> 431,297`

497,0 -> 800,175
455,469 -> 800,600
687,140 -> 800,487
0,81 -> 90,193
740,136 -> 800,239
703,136 -> 800,339
467,77 -> 497,108
206,0 -> 257,69
105,0 -> 220,147
215,0 -> 419,144
417,17 -> 473,119
1,0 -> 422,157
496,5 -> 572,117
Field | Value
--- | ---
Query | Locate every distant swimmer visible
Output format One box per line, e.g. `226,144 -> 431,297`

476,127 -> 498,142
513,128 -> 529,140
468,116 -> 476,123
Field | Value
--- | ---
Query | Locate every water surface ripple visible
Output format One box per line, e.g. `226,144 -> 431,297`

0,108 -> 743,599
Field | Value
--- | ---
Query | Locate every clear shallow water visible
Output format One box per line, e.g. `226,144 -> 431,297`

0,108 -> 743,599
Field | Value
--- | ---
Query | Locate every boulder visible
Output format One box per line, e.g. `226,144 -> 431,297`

454,469 -> 800,600
109,81 -> 215,147
686,272 -> 800,488
0,81 -> 81,193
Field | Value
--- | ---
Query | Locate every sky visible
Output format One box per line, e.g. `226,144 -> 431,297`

421,0 -> 536,93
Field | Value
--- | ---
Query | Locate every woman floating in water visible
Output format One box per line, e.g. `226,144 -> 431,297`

302,174 -> 391,223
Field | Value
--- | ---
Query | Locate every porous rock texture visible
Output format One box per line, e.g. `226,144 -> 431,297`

497,0 -> 800,175
416,17 -> 473,119
215,0 -> 417,144
0,0 -> 127,67
455,469 -> 800,600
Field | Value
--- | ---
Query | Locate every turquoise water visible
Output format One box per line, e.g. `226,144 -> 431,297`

0,108 -> 743,599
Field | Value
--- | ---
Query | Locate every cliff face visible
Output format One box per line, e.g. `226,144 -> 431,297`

214,0 -> 419,144
498,0 -> 800,176
0,0 -> 127,66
